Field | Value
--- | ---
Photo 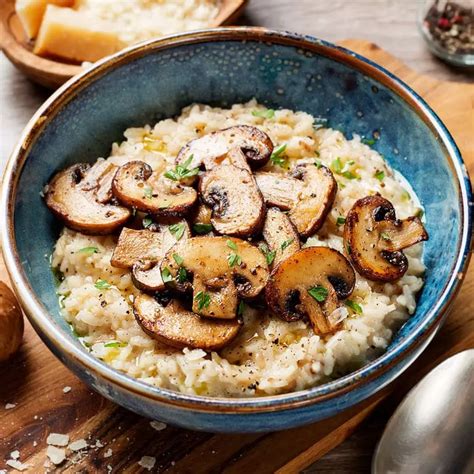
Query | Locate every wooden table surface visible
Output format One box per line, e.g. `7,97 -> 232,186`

0,1 -> 473,472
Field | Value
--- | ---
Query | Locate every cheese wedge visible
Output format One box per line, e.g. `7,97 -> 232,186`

16,0 -> 74,39
33,5 -> 125,63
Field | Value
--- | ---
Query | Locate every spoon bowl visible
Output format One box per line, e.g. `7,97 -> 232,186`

373,349 -> 474,474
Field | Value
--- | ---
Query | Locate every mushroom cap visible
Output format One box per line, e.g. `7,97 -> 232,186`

0,281 -> 24,362
199,164 -> 266,237
265,246 -> 356,334
44,163 -> 131,235
256,163 -> 337,237
262,207 -> 300,269
161,236 -> 269,299
176,125 -> 273,172
344,195 -> 428,282
112,161 -> 197,216
133,293 -> 241,351
131,261 -> 164,293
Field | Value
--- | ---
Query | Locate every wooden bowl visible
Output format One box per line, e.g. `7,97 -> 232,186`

0,0 -> 248,88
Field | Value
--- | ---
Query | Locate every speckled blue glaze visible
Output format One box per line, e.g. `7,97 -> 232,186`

1,28 -> 472,433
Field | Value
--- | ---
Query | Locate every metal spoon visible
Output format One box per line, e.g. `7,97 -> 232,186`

372,349 -> 474,474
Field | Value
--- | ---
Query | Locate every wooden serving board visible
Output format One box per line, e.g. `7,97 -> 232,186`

0,40 -> 473,473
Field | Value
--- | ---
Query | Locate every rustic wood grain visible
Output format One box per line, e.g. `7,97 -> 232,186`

0,40 -> 473,473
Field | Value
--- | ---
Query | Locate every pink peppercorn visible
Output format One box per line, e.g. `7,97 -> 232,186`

437,17 -> 451,29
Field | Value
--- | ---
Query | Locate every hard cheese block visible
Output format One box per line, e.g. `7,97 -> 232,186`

34,5 -> 124,63
16,0 -> 74,39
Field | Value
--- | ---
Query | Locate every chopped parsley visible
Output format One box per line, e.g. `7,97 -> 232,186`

416,208 -> 424,218
280,238 -> 294,251
227,252 -> 242,268
226,239 -> 238,251
237,300 -> 246,317
161,267 -> 173,283
374,170 -> 385,181
104,341 -> 128,348
169,222 -> 185,241
314,159 -> 323,168
95,279 -> 111,290
380,232 -> 391,241
193,223 -> 213,234
331,157 -> 360,180
194,291 -> 211,311
270,144 -> 288,168
252,109 -> 275,119
259,243 -> 276,266
345,299 -> 363,315
164,155 -> 199,181
143,185 -> 153,199
142,216 -> 153,229
308,285 -> 328,303
172,253 -> 184,266
51,267 -> 64,287
362,137 -> 376,145
78,246 -> 98,255
177,266 -> 188,283
336,216 -> 346,226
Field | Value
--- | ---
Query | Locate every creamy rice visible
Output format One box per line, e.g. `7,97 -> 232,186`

75,0 -> 220,45
52,100 -> 426,397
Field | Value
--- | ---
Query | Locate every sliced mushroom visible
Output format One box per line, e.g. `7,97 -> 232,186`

112,161 -> 197,216
111,228 -> 163,268
0,281 -> 24,362
199,164 -> 265,237
133,293 -> 241,351
176,125 -> 273,173
161,237 -> 269,319
262,208 -> 300,269
256,163 -> 337,237
44,163 -> 131,235
265,247 -> 356,335
344,195 -> 428,282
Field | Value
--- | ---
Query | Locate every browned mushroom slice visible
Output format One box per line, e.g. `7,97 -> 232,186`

256,164 -> 337,237
111,228 -> 163,268
131,261 -> 163,293
255,172 -> 303,210
44,163 -> 130,235
161,237 -> 269,319
262,208 -> 300,269
176,125 -> 273,172
200,164 -> 265,237
133,293 -> 241,351
112,161 -> 197,216
344,195 -> 428,282
265,247 -> 356,335
78,159 -> 117,204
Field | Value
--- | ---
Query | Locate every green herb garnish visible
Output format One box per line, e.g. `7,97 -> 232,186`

194,291 -> 211,311
51,267 -> 64,286
227,252 -> 242,268
314,159 -> 323,168
193,223 -> 213,234
78,246 -> 98,255
164,155 -> 199,181
336,216 -> 346,226
161,267 -> 173,283
177,266 -> 188,283
237,300 -> 246,317
380,232 -> 391,241
416,208 -> 424,218
362,137 -> 376,145
142,216 -> 153,229
143,185 -> 153,199
252,109 -> 275,119
226,239 -> 238,251
331,157 -> 343,173
374,170 -> 385,181
308,286 -> 328,303
280,239 -> 294,251
331,157 -> 360,180
172,253 -> 184,266
270,144 -> 288,168
169,222 -> 185,241
95,279 -> 111,290
345,299 -> 363,315
259,243 -> 276,266
104,341 -> 128,348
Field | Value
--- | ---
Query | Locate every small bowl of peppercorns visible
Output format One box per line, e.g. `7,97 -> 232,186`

418,0 -> 473,67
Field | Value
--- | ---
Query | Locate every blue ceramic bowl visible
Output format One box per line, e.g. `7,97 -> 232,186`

1,28 -> 472,433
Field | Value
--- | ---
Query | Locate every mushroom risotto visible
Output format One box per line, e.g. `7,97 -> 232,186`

48,100 -> 428,397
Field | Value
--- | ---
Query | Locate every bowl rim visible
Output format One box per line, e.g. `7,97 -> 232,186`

1,27 -> 472,414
